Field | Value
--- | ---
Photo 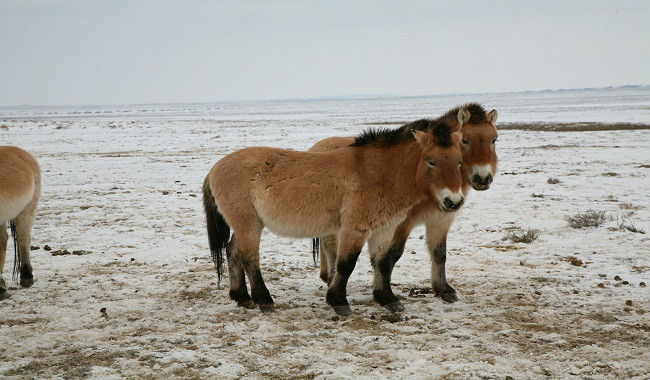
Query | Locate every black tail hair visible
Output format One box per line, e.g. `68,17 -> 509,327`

311,238 -> 320,266
202,177 -> 230,284
10,221 -> 20,283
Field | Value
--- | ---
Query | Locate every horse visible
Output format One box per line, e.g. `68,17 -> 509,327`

311,103 -> 498,312
202,113 -> 468,315
0,146 -> 41,300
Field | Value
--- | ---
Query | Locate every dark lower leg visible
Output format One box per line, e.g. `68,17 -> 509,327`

247,269 -> 273,310
431,242 -> 457,303
326,249 -> 361,308
239,249 -> 273,308
226,241 -> 252,307
14,218 -> 34,287
372,240 -> 405,306
0,279 -> 8,299
0,227 -> 8,298
0,226 -> 7,290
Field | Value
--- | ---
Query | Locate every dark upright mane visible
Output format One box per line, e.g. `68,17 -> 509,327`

439,102 -> 488,126
351,118 -> 455,148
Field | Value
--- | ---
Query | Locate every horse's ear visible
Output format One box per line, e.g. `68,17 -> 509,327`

457,108 -> 471,127
451,131 -> 463,146
411,129 -> 432,147
487,109 -> 498,125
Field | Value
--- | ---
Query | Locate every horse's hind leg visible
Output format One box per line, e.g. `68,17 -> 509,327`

0,225 -> 9,300
226,235 -> 254,309
13,209 -> 36,288
232,222 -> 274,312
319,235 -> 337,285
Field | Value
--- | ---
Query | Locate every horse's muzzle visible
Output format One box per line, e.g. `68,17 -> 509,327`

442,196 -> 464,212
472,173 -> 493,191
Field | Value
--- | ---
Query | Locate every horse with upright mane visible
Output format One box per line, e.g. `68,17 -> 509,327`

203,111 -> 468,315
311,103 -> 499,311
0,146 -> 41,300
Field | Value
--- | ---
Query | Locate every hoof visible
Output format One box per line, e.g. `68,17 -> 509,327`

258,304 -> 275,313
384,301 -> 405,313
237,299 -> 256,309
20,277 -> 35,288
333,305 -> 352,316
440,292 -> 458,303
0,290 -> 10,301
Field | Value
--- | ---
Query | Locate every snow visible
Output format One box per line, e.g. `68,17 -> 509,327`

0,87 -> 649,379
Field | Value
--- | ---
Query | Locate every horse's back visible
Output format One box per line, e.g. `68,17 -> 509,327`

0,146 -> 39,222
308,136 -> 354,153
208,146 -> 348,238
207,146 -> 292,200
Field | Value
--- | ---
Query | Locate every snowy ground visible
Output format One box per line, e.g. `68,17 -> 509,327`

1,88 -> 649,379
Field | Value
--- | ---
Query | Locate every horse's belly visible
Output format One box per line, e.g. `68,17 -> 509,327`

254,199 -> 340,238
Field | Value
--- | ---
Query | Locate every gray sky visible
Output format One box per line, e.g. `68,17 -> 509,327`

1,0 -> 649,106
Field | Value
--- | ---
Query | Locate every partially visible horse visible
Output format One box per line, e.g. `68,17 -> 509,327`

311,103 -> 498,311
0,146 -> 41,300
203,113 -> 468,315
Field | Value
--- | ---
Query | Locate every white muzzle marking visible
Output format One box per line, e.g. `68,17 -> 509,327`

437,188 -> 464,210
471,164 -> 493,180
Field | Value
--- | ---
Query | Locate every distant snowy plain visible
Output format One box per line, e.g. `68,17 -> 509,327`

1,87 -> 649,379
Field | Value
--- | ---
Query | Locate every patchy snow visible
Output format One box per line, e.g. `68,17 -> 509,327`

0,87 -> 649,379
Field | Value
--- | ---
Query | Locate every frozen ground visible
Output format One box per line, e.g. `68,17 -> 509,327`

1,87 -> 649,379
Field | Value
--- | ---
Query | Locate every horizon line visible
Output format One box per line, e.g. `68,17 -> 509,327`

1,84 -> 648,110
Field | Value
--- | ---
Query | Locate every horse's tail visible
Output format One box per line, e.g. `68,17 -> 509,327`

202,176 -> 230,284
10,221 -> 20,283
311,238 -> 320,266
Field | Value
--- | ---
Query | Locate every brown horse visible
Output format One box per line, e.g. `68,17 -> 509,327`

312,103 -> 498,311
203,112 -> 468,315
0,146 -> 41,300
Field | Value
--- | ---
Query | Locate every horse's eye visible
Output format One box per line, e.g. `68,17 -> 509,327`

458,161 -> 463,167
492,138 -> 497,144
461,138 -> 469,145
427,159 -> 435,168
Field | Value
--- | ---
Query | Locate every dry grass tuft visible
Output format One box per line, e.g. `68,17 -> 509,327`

506,229 -> 540,243
547,177 -> 561,184
619,202 -> 643,210
618,217 -> 646,234
566,210 -> 607,229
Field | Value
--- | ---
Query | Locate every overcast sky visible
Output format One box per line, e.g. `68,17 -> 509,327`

1,0 -> 648,106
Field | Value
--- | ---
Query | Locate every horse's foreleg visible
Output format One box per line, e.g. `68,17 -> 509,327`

326,229 -> 366,316
319,235 -> 337,285
425,220 -> 456,303
370,233 -> 406,313
0,225 -> 9,300
13,210 -> 35,288
226,235 -> 254,309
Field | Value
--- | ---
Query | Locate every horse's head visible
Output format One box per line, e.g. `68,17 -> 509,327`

459,107 -> 499,191
412,111 -> 465,212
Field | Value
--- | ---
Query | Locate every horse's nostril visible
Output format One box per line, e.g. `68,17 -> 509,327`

474,174 -> 492,185
443,197 -> 463,210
